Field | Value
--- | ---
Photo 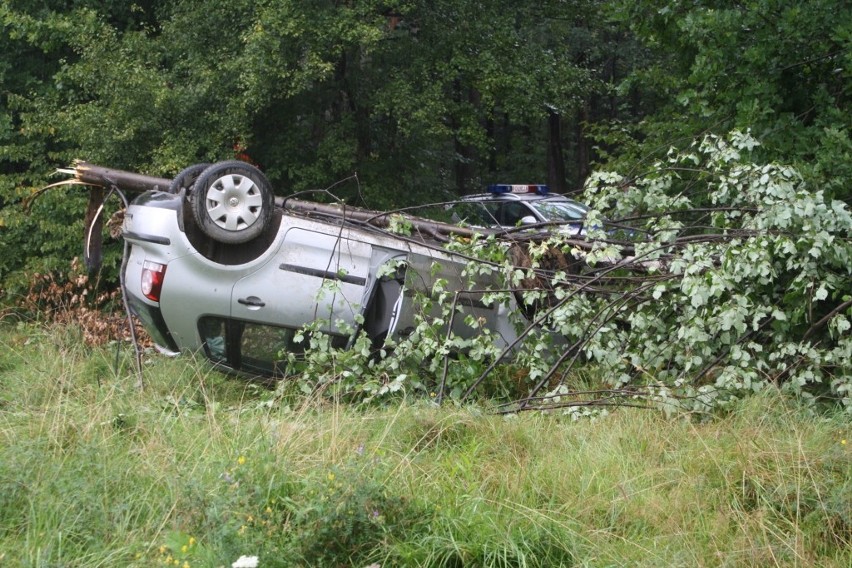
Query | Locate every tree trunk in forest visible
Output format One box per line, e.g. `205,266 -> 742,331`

455,138 -> 475,195
576,103 -> 591,187
339,49 -> 372,161
547,109 -> 566,193
453,85 -> 481,195
486,116 -> 496,173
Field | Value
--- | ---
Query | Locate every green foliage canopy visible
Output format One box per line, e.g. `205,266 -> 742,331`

605,0 -> 851,200
1,0 -> 607,292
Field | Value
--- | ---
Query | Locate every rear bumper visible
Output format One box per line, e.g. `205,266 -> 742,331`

125,291 -> 179,352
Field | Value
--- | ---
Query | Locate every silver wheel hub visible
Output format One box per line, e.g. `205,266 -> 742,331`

204,173 -> 264,232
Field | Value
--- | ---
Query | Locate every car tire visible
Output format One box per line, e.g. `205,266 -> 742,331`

168,163 -> 211,195
191,160 -> 274,244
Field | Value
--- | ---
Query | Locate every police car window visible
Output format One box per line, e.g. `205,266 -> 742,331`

531,201 -> 588,222
479,202 -> 501,224
448,202 -> 497,226
496,202 -> 532,226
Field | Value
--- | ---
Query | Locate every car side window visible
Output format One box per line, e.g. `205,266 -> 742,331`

198,316 -> 346,376
448,202 -> 498,226
478,202 -> 501,225
237,323 -> 300,375
496,202 -> 533,226
533,201 -> 587,221
198,317 -> 228,363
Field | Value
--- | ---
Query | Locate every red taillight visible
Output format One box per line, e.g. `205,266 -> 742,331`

141,261 -> 166,302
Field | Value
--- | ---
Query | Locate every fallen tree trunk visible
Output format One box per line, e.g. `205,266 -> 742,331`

70,161 -> 172,193
66,161 -> 482,240
280,198 -> 481,240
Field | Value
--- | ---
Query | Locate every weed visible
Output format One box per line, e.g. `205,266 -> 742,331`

0,323 -> 850,566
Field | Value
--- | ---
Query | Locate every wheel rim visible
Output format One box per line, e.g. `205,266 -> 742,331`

204,173 -> 264,231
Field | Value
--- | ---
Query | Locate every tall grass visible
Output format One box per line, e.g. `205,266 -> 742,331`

0,322 -> 849,567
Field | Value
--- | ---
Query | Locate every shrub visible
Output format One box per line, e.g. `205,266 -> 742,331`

284,131 -> 852,414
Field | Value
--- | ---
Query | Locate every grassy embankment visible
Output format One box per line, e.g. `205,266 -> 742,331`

0,322 -> 850,567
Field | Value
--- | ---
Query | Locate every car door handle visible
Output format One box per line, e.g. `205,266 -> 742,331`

237,296 -> 265,308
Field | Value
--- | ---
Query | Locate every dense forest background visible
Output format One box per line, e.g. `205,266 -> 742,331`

1,0 -> 849,295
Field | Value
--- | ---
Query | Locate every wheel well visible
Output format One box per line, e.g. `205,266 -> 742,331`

183,204 -> 283,265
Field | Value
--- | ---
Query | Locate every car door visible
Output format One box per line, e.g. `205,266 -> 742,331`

231,227 -> 372,336
384,250 -> 515,344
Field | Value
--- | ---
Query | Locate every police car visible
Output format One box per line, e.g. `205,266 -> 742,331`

452,184 -> 590,233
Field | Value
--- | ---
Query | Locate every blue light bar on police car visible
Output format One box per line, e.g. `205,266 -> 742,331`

487,184 -> 550,195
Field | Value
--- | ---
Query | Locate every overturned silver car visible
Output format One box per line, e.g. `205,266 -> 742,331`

75,160 -> 528,377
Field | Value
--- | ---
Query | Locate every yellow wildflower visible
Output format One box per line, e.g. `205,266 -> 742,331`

237,455 -> 247,465
188,537 -> 196,546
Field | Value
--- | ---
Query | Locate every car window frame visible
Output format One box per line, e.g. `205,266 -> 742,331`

198,315 -> 347,377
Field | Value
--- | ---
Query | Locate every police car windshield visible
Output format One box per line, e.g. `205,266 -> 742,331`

530,200 -> 589,222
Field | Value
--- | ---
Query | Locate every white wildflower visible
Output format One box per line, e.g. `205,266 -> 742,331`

232,555 -> 259,568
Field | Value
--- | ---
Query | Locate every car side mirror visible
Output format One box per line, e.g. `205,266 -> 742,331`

519,215 -> 538,225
